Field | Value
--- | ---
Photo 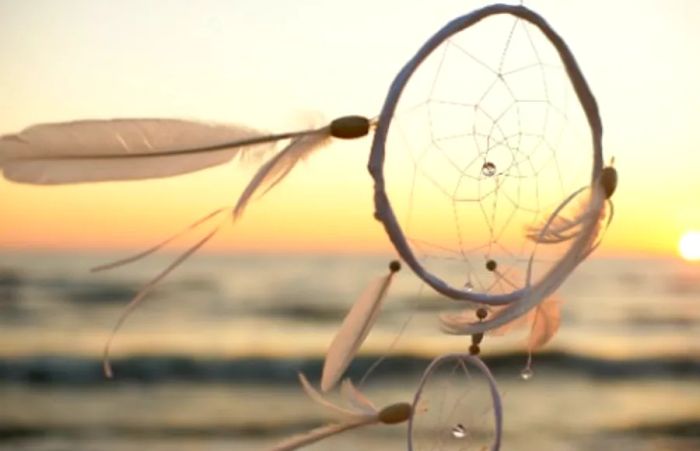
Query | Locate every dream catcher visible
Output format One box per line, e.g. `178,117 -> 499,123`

0,4 -> 616,450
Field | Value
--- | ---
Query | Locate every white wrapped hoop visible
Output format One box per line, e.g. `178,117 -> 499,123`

369,3 -> 603,304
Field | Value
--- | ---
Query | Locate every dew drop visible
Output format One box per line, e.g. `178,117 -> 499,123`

451,423 -> 467,439
481,162 -> 496,177
520,367 -> 534,381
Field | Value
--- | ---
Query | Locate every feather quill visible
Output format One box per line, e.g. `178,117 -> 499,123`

321,269 -> 396,392
0,119 -> 279,184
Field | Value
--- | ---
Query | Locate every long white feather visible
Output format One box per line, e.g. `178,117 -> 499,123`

340,379 -> 378,414
525,186 -> 592,243
321,271 -> 395,392
233,126 -> 331,218
298,373 -> 361,418
102,224 -> 222,378
91,207 -> 227,272
0,119 -> 274,184
486,294 -> 561,346
268,418 -> 376,451
526,295 -> 561,351
441,182 -> 605,335
270,374 -> 393,450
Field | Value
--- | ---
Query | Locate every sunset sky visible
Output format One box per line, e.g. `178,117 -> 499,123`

1,0 -> 698,257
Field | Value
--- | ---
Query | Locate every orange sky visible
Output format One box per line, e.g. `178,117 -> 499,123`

1,0 -> 699,257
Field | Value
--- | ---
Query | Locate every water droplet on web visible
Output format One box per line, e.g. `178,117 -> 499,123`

451,423 -> 467,438
463,281 -> 474,292
481,162 -> 496,177
520,367 -> 534,381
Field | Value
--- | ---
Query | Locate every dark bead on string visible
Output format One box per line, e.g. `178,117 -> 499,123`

330,115 -> 370,139
601,166 -> 617,199
476,308 -> 488,320
469,344 -> 480,355
471,332 -> 484,345
486,259 -> 497,272
389,260 -> 401,273
378,402 -> 413,424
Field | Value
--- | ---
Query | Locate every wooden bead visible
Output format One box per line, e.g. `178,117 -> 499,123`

378,402 -> 413,424
329,115 -> 370,139
601,166 -> 617,199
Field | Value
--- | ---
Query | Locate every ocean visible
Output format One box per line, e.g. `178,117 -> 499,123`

0,250 -> 698,450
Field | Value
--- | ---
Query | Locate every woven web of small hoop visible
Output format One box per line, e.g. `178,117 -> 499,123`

408,355 -> 500,450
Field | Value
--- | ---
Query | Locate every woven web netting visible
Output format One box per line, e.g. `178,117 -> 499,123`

382,14 -> 593,298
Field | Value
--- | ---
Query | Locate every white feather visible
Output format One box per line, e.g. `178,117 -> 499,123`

526,295 -> 561,351
102,224 -> 222,378
0,119 -> 273,184
525,186 -> 591,243
441,182 -> 606,335
321,272 -> 395,392
271,374 -> 382,450
92,207 -> 227,272
233,126 -> 331,218
298,373 -> 361,418
268,418 -> 375,451
340,379 -> 378,414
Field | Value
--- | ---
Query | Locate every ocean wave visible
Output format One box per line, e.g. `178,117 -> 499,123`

613,420 -> 700,438
1,352 -> 697,385
0,422 -> 309,440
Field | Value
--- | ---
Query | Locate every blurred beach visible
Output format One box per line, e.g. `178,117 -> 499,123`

0,250 -> 698,450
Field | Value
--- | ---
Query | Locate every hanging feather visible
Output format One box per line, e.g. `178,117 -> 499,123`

526,295 -> 561,351
441,174 -> 608,336
233,126 -> 331,218
102,224 -> 222,378
91,207 -> 227,272
269,418 -> 375,451
269,373 -> 411,451
233,115 -> 371,218
340,378 -> 378,415
0,115 -> 374,379
0,119 -> 285,184
527,166 -> 617,245
518,294 -> 562,378
525,187 -> 590,244
321,260 -> 401,392
298,373 -> 364,419
487,294 -> 562,350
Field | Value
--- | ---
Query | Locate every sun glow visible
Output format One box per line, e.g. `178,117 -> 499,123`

679,231 -> 700,261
